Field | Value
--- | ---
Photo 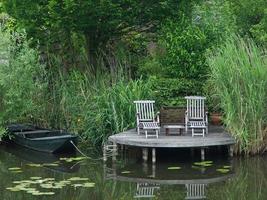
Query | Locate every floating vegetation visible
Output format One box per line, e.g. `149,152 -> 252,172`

167,167 -> 181,170
32,191 -> 55,196
8,167 -> 21,171
73,182 -> 95,188
216,168 -> 230,173
223,165 -> 231,169
11,170 -> 23,173
68,177 -> 89,181
121,171 -> 131,174
83,182 -> 95,188
60,157 -> 87,162
43,163 -> 59,167
26,163 -> 42,167
30,177 -> 42,180
193,161 -> 213,167
6,176 -> 94,196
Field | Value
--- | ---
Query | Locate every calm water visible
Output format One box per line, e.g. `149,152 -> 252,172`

0,143 -> 267,200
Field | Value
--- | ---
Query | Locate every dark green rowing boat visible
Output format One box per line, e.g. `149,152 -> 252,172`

7,124 -> 78,153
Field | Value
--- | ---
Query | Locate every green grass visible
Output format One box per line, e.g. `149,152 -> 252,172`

207,35 -> 267,154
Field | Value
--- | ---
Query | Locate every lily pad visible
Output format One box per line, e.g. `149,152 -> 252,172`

60,156 -> 87,162
216,168 -> 230,173
121,171 -> 131,174
167,166 -> 181,170
83,182 -> 95,188
43,163 -> 59,167
30,177 -> 42,180
8,167 -> 21,171
40,183 -> 53,189
68,177 -> 89,181
11,170 -> 23,173
193,161 -> 213,167
26,163 -> 42,167
223,165 -> 231,169
73,183 -> 83,188
6,187 -> 21,192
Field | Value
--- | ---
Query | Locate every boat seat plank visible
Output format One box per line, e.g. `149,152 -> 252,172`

14,130 -> 52,134
30,135 -> 76,141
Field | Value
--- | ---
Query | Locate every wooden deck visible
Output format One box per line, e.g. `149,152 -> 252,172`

108,125 -> 235,148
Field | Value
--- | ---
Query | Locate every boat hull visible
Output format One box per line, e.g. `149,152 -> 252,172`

8,124 -> 78,153
12,134 -> 78,153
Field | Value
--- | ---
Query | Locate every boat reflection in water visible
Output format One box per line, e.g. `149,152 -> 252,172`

2,143 -> 80,173
104,159 -> 234,199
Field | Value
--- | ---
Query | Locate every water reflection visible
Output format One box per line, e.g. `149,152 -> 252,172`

1,143 -> 267,199
2,143 -> 80,173
104,157 -> 234,199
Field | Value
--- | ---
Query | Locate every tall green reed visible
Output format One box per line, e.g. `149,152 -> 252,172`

207,35 -> 267,154
45,48 -> 152,144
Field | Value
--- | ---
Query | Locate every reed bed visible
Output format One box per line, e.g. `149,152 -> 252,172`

208,35 -> 267,154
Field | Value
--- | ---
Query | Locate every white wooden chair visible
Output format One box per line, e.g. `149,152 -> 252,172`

185,96 -> 208,136
185,184 -> 206,199
134,183 -> 160,198
134,100 -> 160,138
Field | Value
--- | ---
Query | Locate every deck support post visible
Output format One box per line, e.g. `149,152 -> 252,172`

112,142 -> 117,162
103,144 -> 107,162
142,148 -> 148,162
228,145 -> 234,157
191,148 -> 194,158
152,164 -> 156,178
201,148 -> 205,161
152,148 -> 156,164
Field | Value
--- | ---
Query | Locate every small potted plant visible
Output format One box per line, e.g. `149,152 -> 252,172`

208,101 -> 223,125
210,111 -> 222,125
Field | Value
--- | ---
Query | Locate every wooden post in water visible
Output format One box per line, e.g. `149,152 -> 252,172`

152,148 -> 156,164
142,148 -> 148,162
152,164 -> 156,178
201,148 -> 205,161
228,145 -> 234,157
112,142 -> 117,162
103,144 -> 107,162
191,148 -> 195,158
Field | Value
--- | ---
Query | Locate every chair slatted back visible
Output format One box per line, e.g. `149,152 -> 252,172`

186,184 -> 206,199
134,183 -> 159,198
185,96 -> 206,120
134,100 -> 155,121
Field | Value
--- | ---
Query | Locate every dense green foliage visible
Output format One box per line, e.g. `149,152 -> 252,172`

0,29 -> 47,138
1,0 -> 267,152
208,36 -> 267,154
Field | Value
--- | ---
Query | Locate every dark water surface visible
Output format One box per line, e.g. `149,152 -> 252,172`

0,143 -> 267,200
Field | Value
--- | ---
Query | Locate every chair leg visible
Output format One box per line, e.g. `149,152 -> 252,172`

202,129 -> 205,137
192,129 -> 194,137
137,126 -> 140,135
145,130 -> 148,138
206,126 -> 208,135
156,130 -> 159,138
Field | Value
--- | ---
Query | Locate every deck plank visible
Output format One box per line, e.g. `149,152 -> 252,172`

108,125 -> 235,148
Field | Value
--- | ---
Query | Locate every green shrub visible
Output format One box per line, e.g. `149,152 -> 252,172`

150,76 -> 204,107
159,16 -> 208,80
208,35 -> 267,154
0,29 -> 47,138
193,0 -> 236,46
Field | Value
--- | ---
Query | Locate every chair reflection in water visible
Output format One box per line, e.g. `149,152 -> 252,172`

134,183 -> 160,198
185,184 -> 206,200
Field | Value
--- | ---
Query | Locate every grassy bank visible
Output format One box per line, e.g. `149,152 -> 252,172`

207,36 -> 267,154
